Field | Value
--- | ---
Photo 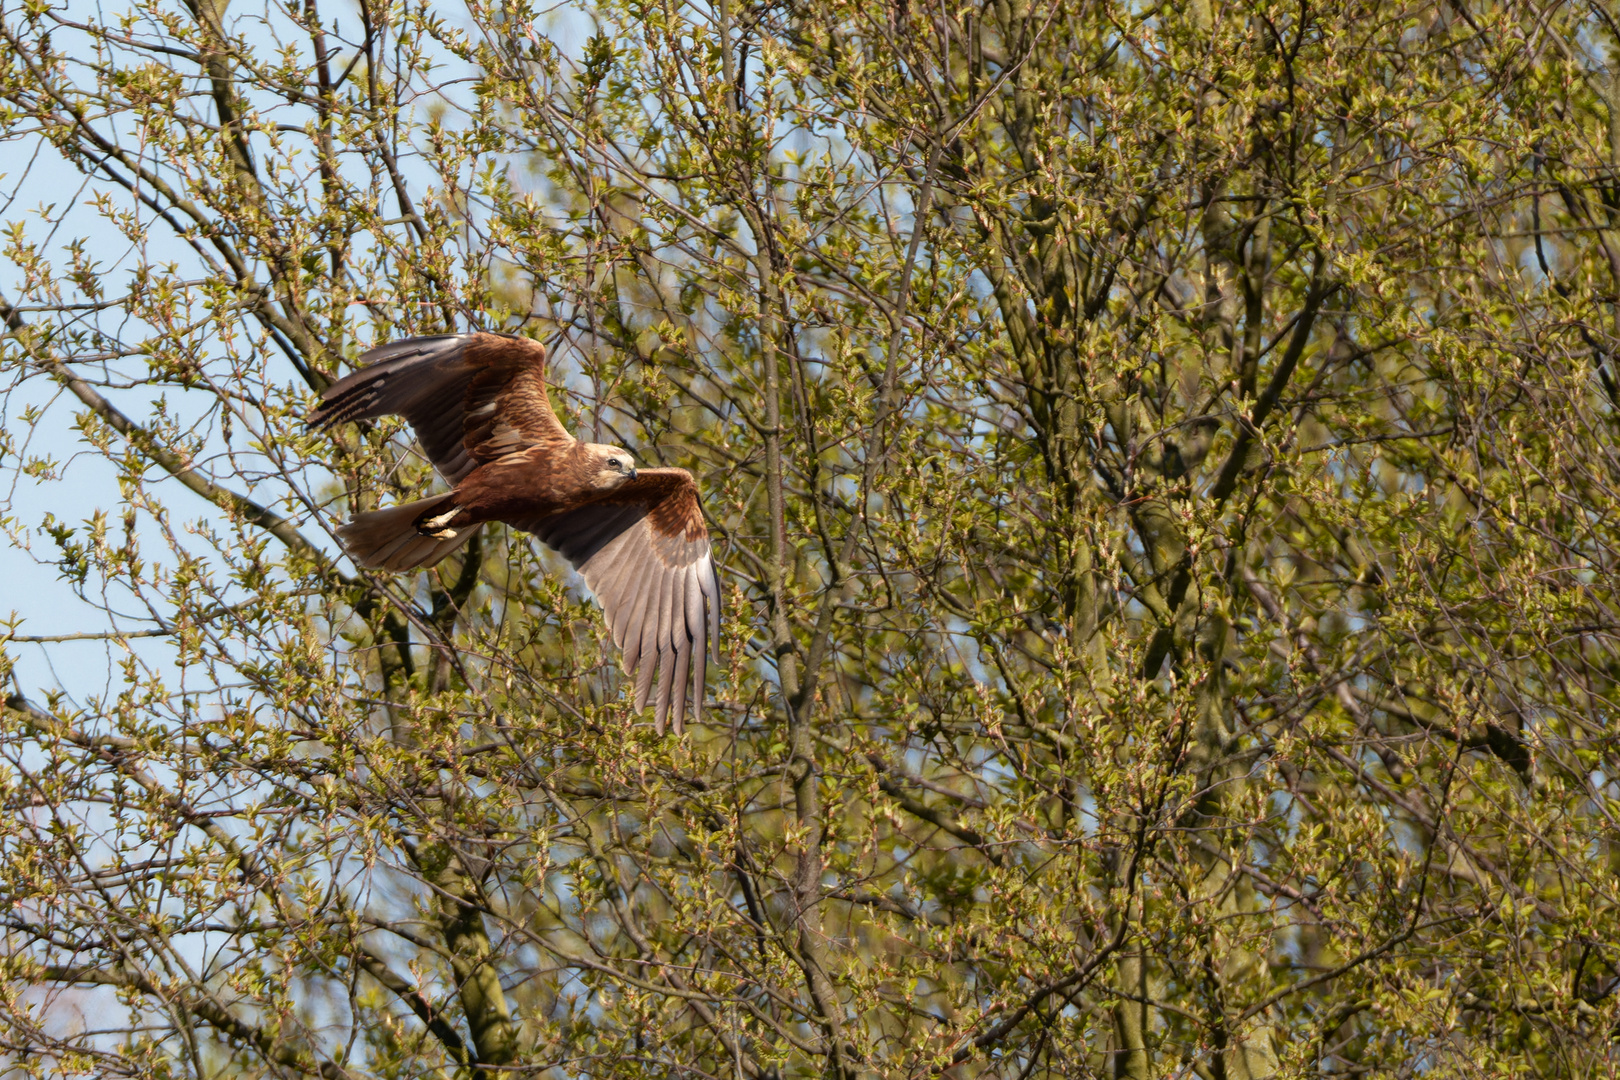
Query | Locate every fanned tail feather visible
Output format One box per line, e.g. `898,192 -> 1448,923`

336,492 -> 479,571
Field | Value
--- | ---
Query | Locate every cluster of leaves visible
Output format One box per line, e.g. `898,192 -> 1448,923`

0,0 -> 1616,1076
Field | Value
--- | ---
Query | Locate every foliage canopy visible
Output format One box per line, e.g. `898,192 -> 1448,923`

0,0 -> 1618,1076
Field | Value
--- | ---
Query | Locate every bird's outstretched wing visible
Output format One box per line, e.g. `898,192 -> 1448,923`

511,468 -> 721,733
309,332 -> 573,482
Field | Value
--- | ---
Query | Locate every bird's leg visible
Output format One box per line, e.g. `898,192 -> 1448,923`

414,502 -> 465,540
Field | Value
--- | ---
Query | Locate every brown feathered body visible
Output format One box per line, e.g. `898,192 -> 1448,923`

309,332 -> 720,732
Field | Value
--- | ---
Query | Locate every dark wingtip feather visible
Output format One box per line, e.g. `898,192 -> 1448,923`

690,645 -> 706,730
668,643 -> 690,736
306,333 -> 475,430
653,643 -> 679,736
706,562 -> 722,663
633,650 -> 658,713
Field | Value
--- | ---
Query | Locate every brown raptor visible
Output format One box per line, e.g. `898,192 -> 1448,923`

310,332 -> 720,732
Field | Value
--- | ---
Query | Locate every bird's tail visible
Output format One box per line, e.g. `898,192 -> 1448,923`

336,492 -> 480,571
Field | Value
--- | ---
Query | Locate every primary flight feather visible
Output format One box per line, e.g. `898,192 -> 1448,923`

309,332 -> 721,733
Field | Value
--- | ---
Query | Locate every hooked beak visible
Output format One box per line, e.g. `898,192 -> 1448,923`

627,467 -> 638,481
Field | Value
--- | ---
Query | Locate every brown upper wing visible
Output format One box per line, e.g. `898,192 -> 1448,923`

308,332 -> 572,483
510,468 -> 721,733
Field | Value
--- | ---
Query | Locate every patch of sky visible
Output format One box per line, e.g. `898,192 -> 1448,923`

1268,787 -> 1305,842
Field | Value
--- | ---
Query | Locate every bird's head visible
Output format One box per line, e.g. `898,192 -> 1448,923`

585,443 -> 638,488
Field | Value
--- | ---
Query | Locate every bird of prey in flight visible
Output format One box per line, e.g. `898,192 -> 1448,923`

309,332 -> 720,732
